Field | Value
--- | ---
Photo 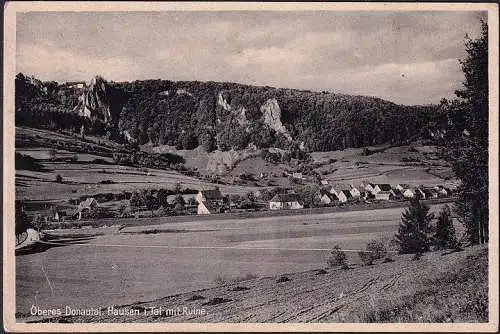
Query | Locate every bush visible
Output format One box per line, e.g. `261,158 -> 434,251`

55,174 -> 63,183
276,275 -> 290,283
326,245 -> 349,269
358,240 -> 388,266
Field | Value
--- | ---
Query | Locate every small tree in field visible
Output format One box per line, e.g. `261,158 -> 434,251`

55,174 -> 63,183
434,205 -> 458,250
394,199 -> 434,254
327,245 -> 349,269
358,240 -> 387,266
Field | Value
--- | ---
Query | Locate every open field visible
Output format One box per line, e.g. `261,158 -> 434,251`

16,204 -> 457,320
24,239 -> 487,323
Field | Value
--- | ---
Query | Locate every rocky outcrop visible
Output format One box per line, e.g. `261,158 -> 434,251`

78,76 -> 113,123
261,98 -> 292,141
217,92 -> 232,111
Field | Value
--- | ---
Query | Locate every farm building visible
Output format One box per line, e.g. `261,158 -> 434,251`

329,184 -> 351,196
320,180 -> 329,186
53,210 -> 67,222
396,184 -> 411,192
434,185 -> 452,197
389,188 -> 404,201
292,172 -> 303,179
269,194 -> 304,210
74,197 -> 99,220
320,192 -> 339,206
337,190 -> 353,203
363,183 -> 376,194
349,185 -> 361,198
375,191 -> 391,201
196,189 -> 227,214
372,184 -> 392,194
421,188 -> 439,199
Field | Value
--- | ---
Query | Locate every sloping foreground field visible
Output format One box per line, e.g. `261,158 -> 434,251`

34,245 -> 487,323
17,205 -> 466,322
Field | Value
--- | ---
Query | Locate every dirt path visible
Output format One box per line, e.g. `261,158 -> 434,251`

28,246 -> 485,323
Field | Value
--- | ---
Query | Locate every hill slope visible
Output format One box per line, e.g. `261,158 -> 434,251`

15,74 -> 446,153
31,245 -> 487,323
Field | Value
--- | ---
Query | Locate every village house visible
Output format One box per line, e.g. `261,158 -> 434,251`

363,183 -> 376,194
74,197 -> 99,220
337,190 -> 353,203
396,184 -> 411,192
320,179 -> 329,186
389,188 -> 404,201
269,193 -> 304,210
404,188 -> 426,199
320,191 -> 339,206
434,185 -> 451,197
53,210 -> 67,222
375,191 -> 391,201
372,184 -> 392,195
329,184 -> 351,197
421,188 -> 439,199
349,185 -> 361,198
196,189 -> 226,215
292,172 -> 303,179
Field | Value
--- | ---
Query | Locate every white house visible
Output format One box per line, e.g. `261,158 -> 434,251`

337,190 -> 353,203
75,197 -> 99,220
196,189 -> 225,214
434,185 -> 451,197
396,184 -> 411,192
330,184 -> 351,196
372,184 -> 392,195
320,192 -> 339,206
269,194 -> 304,210
349,185 -> 361,198
364,183 -> 376,194
292,172 -> 303,179
375,191 -> 391,201
320,180 -> 329,186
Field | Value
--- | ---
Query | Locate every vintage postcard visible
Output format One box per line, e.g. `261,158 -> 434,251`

3,1 -> 499,332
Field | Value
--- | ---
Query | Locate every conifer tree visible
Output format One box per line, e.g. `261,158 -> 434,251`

394,199 -> 434,254
434,205 -> 458,250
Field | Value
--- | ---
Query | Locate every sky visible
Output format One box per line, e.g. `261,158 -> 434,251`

16,10 -> 486,105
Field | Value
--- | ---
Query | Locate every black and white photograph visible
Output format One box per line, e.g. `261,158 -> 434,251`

3,2 -> 498,332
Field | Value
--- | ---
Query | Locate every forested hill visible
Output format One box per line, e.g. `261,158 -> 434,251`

15,73 -> 445,152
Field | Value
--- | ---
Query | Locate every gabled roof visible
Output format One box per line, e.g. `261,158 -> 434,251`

338,190 -> 352,198
390,188 -> 403,196
421,188 -> 436,197
376,184 -> 392,191
327,193 -> 339,201
79,197 -> 97,209
200,189 -> 222,200
270,193 -> 301,203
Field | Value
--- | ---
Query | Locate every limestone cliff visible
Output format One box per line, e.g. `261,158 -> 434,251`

260,98 -> 292,141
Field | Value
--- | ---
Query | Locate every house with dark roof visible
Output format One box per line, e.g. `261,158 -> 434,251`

74,197 -> 99,220
389,188 -> 404,201
320,191 -> 339,206
269,193 -> 303,210
195,189 -> 227,214
396,184 -> 411,192
363,183 -> 376,194
372,184 -> 392,194
337,190 -> 353,203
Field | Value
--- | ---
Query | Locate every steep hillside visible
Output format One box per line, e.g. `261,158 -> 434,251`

15,74 -> 447,153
